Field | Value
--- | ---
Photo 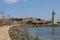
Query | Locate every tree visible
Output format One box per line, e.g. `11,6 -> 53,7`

27,21 -> 33,24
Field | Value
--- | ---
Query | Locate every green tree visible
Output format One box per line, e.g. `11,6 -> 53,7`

27,21 -> 33,24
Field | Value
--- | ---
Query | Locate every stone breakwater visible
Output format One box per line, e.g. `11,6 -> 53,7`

9,25 -> 34,40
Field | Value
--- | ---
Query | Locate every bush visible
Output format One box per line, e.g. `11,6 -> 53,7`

27,21 -> 33,24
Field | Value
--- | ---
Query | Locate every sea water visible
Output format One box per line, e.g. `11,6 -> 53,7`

27,27 -> 60,40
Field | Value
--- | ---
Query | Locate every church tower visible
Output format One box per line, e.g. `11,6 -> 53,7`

52,10 -> 57,25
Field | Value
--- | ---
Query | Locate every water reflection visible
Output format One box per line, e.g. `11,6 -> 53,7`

27,27 -> 60,40
52,27 -> 56,40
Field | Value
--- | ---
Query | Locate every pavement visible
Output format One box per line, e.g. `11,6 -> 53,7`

0,24 -> 20,40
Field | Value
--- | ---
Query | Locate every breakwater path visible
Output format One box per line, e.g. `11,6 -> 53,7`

0,24 -> 20,40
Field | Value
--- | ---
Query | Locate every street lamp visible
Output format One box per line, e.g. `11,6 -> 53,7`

0,11 -> 4,26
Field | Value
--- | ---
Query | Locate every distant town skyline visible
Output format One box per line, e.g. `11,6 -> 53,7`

0,0 -> 60,20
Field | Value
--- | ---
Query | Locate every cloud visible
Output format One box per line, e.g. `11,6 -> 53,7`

3,0 -> 18,4
2,0 -> 27,4
21,0 -> 27,2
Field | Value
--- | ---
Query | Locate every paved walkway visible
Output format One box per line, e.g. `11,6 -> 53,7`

0,24 -> 20,40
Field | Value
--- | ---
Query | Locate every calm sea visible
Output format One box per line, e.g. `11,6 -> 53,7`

27,27 -> 60,40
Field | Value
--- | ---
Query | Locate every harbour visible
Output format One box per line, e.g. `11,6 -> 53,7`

27,27 -> 60,40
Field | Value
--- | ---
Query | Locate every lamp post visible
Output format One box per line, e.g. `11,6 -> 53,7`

0,11 -> 4,26
7,14 -> 11,26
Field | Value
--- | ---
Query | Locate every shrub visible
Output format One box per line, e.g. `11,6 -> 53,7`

27,21 -> 33,24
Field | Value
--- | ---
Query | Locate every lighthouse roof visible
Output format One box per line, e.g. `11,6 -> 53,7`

52,10 -> 56,14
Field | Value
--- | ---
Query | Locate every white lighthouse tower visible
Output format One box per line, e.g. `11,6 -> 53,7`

52,10 -> 57,25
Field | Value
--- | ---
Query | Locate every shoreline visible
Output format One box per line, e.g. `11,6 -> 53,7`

19,23 -> 60,28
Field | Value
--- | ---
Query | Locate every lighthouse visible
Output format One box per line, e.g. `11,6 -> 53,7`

52,10 -> 57,25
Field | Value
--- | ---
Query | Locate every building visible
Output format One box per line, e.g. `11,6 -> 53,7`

0,17 -> 52,25
52,10 -> 57,24
0,18 -> 10,26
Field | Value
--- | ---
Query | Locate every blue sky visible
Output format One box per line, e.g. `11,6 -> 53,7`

0,0 -> 60,20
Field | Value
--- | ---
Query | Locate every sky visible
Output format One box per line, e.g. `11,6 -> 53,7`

0,0 -> 60,20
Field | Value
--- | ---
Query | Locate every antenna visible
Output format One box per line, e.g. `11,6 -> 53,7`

7,14 -> 10,18
1,11 -> 5,18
